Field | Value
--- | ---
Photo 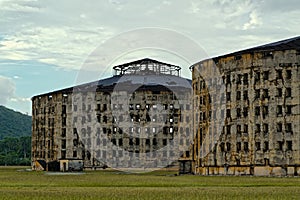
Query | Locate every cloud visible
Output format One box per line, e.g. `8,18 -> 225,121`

1,0 -> 299,68
0,1 -> 299,67
0,26 -> 114,70
258,0 -> 300,13
10,97 -> 31,102
0,0 -> 41,13
0,75 -> 15,105
109,0 -> 128,5
189,1 -> 201,14
1,0 -> 300,115
243,10 -> 262,30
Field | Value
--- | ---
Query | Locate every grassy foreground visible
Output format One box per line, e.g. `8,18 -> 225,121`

0,167 -> 299,200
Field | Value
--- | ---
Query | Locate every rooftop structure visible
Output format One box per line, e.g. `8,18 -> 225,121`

113,58 -> 181,76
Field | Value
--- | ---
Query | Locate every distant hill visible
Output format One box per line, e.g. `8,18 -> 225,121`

0,106 -> 32,165
0,105 -> 31,140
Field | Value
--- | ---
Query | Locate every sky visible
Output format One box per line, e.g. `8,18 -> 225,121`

0,0 -> 299,115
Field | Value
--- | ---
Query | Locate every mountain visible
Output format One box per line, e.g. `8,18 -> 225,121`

0,105 -> 31,140
0,105 -> 32,165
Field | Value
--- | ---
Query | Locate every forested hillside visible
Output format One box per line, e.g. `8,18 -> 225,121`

0,105 -> 31,139
0,106 -> 31,165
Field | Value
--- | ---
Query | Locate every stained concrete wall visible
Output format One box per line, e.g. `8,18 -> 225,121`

191,49 -> 300,176
32,64 -> 192,171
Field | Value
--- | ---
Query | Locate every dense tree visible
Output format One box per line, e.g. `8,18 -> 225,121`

0,136 -> 31,165
0,105 -> 31,140
0,106 -> 32,165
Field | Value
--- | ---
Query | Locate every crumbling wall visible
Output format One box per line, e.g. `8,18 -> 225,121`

191,49 -> 300,176
32,75 -> 192,172
32,91 -> 72,171
72,86 -> 192,170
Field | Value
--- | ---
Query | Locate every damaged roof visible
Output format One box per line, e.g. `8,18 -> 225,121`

190,35 -> 300,70
226,35 -> 300,56
113,58 -> 181,70
32,59 -> 191,99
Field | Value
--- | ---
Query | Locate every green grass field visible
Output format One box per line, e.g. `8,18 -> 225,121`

0,167 -> 299,200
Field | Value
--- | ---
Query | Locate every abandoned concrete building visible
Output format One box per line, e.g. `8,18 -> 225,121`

32,37 -> 299,176
31,58 -> 193,172
189,36 -> 300,176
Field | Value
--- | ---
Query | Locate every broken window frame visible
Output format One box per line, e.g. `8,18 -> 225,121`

254,71 -> 260,83
236,74 -> 242,84
236,142 -> 241,152
236,91 -> 241,101
243,107 -> 248,118
244,142 -> 249,152
226,109 -> 231,118
255,142 -> 261,151
243,91 -> 248,100
262,89 -> 269,99
263,141 -> 269,152
226,92 -> 231,102
277,141 -> 284,151
255,89 -> 260,99
263,71 -> 269,81
277,122 -> 283,132
263,123 -> 268,135
220,142 -> 225,152
277,105 -> 283,116
226,125 -> 231,135
286,87 -> 292,98
286,69 -> 292,80
255,107 -> 260,116
244,124 -> 248,133
255,124 -> 260,133
243,74 -> 248,85
226,142 -> 231,152
276,88 -> 283,97
236,108 -> 242,118
286,123 -> 293,133
276,69 -> 283,80
286,105 -> 292,115
262,106 -> 268,118
286,141 -> 293,151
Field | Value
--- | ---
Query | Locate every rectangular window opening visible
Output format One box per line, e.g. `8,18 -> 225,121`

277,122 -> 282,132
287,141 -> 293,151
263,71 -> 269,81
286,70 -> 292,80
255,142 -> 261,151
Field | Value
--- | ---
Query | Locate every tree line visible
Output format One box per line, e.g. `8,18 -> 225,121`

0,136 -> 31,166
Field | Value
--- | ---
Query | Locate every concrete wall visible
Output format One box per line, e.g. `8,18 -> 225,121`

32,66 -> 192,171
191,49 -> 300,176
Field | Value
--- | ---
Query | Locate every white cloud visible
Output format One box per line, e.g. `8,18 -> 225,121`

10,97 -> 31,102
0,0 -> 41,12
243,10 -> 262,30
109,0 -> 127,5
79,14 -> 86,19
0,0 -> 300,115
189,1 -> 201,14
1,0 -> 298,69
163,1 -> 171,5
0,26 -> 114,70
0,75 -> 15,105
185,0 -> 257,32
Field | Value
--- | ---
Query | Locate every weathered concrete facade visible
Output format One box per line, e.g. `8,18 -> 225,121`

32,37 -> 300,176
32,58 -> 192,172
189,37 -> 300,176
